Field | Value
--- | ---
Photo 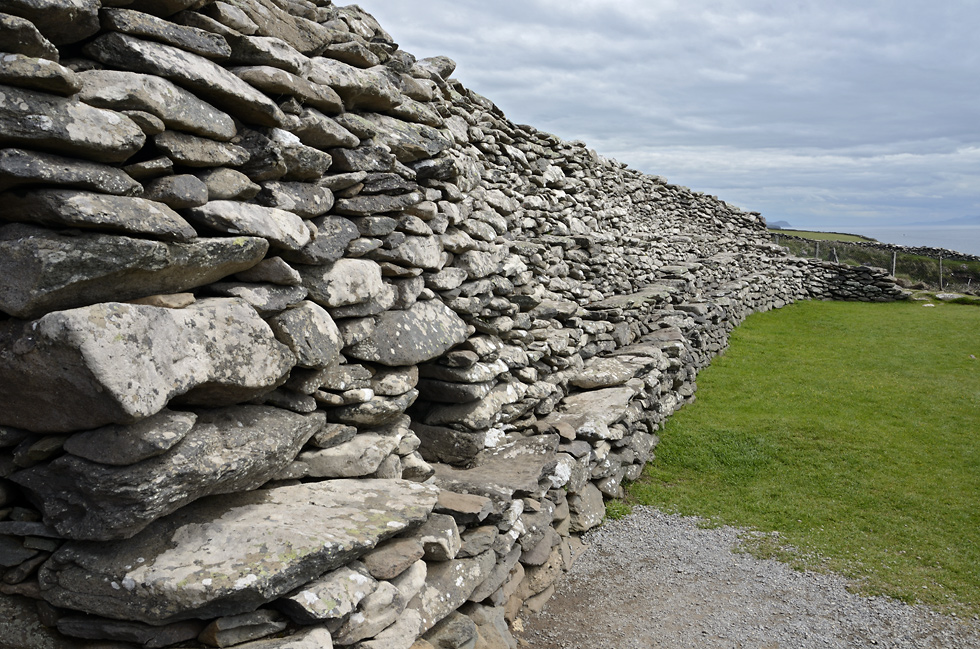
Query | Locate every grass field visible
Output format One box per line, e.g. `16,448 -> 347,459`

769,229 -> 872,242
624,299 -> 980,616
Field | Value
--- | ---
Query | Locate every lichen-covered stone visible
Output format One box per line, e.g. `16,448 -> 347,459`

0,84 -> 146,162
0,225 -> 268,319
38,480 -> 439,624
346,300 -> 468,367
0,299 -> 295,433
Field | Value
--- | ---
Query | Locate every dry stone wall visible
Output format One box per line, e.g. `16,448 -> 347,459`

0,2 -> 907,648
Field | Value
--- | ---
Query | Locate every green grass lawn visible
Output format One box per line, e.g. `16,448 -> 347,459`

626,299 -> 980,615
769,229 -> 872,242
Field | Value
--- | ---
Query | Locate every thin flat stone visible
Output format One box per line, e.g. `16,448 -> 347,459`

78,69 -> 237,141
0,148 -> 141,195
0,225 -> 268,320
37,480 -> 439,624
0,84 -> 146,162
0,189 -> 196,242
83,32 -> 285,127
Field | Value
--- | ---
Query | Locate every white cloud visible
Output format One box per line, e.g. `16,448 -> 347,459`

361,0 -> 980,228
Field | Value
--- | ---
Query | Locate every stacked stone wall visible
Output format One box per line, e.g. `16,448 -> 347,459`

0,2 -> 908,648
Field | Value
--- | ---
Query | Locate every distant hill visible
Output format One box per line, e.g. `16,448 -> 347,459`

768,220 -> 793,229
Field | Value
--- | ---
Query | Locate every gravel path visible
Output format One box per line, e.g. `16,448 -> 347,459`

520,507 -> 980,649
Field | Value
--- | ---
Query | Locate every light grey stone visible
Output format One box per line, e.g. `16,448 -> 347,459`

0,188 -> 196,242
0,225 -> 268,320
548,386 -> 638,441
568,481 -> 605,533
294,107 -> 360,149
307,58 -> 404,111
346,300 -> 469,367
198,167 -> 262,200
280,215 -> 360,265
257,181 -> 334,218
154,131 -> 249,167
84,32 -> 285,127
268,301 -> 343,369
361,113 -> 452,163
0,298 -> 295,433
209,282 -> 309,315
185,200 -> 311,250
279,565 -> 377,624
333,581 -> 406,645
235,257 -> 302,286
300,258 -> 386,308
13,407 -> 323,540
0,84 -> 146,162
38,480 -> 439,624
411,550 -> 497,634
0,148 -> 141,195
232,65 -> 343,114
432,436 -> 560,506
0,52 -> 80,95
298,432 -> 400,478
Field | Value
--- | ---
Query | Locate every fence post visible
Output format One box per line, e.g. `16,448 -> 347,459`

939,256 -> 943,290
891,251 -> 897,276
832,247 -> 839,263
815,241 -> 820,259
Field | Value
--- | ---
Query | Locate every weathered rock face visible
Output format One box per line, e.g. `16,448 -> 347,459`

0,1 -> 908,647
13,407 -> 325,540
0,299 -> 294,432
38,480 -> 439,624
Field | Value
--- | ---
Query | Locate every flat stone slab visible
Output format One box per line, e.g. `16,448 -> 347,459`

13,407 -> 324,540
0,225 -> 268,319
546,386 -> 638,441
0,298 -> 294,433
0,84 -> 145,163
432,435 -> 560,505
38,479 -> 439,624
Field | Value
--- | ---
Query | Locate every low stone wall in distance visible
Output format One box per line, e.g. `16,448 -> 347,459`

0,2 -> 908,648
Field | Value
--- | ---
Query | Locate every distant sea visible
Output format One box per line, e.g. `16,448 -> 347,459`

841,225 -> 980,257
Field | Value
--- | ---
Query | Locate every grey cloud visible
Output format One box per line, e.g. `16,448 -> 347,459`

363,0 -> 980,228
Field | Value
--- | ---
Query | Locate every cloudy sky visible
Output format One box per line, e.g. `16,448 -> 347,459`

361,0 -> 980,233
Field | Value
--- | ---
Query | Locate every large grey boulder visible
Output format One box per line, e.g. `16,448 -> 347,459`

0,299 -> 295,433
346,301 -> 469,367
0,84 -> 146,162
0,148 -> 141,195
83,32 -> 285,127
38,480 -> 439,624
0,189 -> 197,241
77,69 -> 237,141
13,407 -> 323,540
0,225 -> 268,319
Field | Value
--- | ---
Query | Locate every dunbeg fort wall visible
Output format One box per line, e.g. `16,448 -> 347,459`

0,1 -> 907,647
